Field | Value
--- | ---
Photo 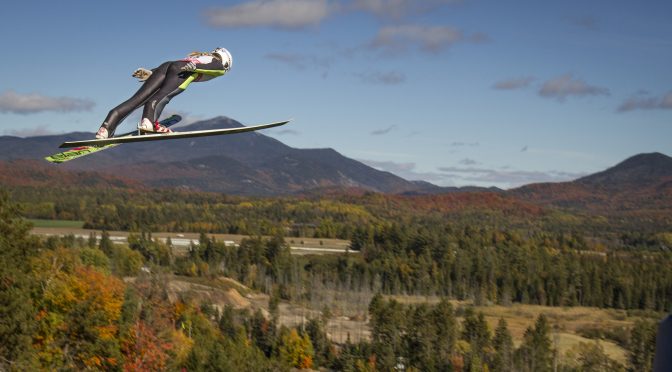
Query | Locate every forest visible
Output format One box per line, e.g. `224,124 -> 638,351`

1,184 -> 668,371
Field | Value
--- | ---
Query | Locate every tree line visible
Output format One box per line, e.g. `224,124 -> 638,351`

0,190 -> 663,371
11,184 -> 672,247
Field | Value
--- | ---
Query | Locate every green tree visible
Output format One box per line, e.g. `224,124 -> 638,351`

369,297 -> 405,371
0,190 -> 39,370
578,342 -> 624,372
305,318 -> 334,368
462,307 -> 491,351
433,298 -> 458,370
628,319 -> 657,372
99,230 -> 113,255
491,318 -> 514,372
405,304 -> 436,371
517,314 -> 554,372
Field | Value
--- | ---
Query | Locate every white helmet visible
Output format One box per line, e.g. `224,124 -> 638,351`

213,47 -> 232,71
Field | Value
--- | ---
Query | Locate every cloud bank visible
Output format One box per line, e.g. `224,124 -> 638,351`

360,159 -> 449,183
371,25 -> 465,53
438,165 -> 585,188
205,0 -> 330,29
351,0 -> 462,20
618,92 -> 672,112
206,0 -> 465,29
0,91 -> 95,115
360,158 -> 585,188
5,125 -> 56,137
538,74 -> 609,101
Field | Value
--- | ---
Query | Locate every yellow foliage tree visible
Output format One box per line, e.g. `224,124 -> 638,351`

279,328 -> 315,369
32,248 -> 125,370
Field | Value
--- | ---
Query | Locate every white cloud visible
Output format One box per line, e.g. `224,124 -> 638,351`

266,52 -> 332,71
371,25 -> 465,53
356,71 -> 405,85
0,90 -> 94,115
351,0 -> 462,19
5,125 -> 56,137
538,74 -> 609,101
359,159 -> 449,183
617,92 -> 672,112
205,0 -> 330,29
493,77 -> 535,90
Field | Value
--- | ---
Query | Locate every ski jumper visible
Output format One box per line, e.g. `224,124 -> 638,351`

100,54 -> 227,136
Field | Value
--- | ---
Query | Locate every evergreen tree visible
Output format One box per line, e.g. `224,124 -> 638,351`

578,342 -> 624,372
492,318 -> 514,372
517,314 -> 554,372
369,298 -> 404,371
628,319 -> 657,372
0,191 -> 39,370
433,298 -> 458,370
405,304 -> 436,371
462,307 -> 491,351
218,305 -> 238,340
305,318 -> 334,368
99,230 -> 113,256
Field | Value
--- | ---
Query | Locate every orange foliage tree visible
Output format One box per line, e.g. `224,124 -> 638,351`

32,248 -> 125,370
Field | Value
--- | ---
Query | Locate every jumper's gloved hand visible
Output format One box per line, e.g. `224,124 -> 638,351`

181,61 -> 197,72
132,68 -> 152,82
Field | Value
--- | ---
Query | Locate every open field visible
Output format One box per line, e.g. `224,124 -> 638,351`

30,226 -> 353,255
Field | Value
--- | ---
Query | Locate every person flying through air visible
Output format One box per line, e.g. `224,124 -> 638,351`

95,47 -> 232,139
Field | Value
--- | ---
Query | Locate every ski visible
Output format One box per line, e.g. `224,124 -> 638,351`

45,115 -> 182,163
58,119 -> 290,149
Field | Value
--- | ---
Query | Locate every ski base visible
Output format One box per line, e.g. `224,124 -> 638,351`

58,120 -> 290,149
45,115 -> 182,163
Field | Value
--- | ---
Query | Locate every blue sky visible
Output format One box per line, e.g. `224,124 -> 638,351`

1,0 -> 670,188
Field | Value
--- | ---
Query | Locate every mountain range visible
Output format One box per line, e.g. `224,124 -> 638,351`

0,117 -> 488,195
1,116 -> 671,214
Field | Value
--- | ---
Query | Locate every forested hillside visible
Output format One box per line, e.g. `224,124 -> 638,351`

1,153 -> 670,371
0,191 -> 664,371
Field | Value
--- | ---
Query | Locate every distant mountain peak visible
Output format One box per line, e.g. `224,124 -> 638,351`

180,116 -> 241,131
577,152 -> 672,188
508,152 -> 672,213
612,152 -> 672,169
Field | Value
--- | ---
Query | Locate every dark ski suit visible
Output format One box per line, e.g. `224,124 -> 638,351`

100,54 -> 226,136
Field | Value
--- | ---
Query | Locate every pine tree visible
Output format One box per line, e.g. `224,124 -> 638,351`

405,304 -> 436,371
0,191 -> 39,370
491,318 -> 514,372
628,319 -> 657,372
433,299 -> 457,369
462,307 -> 491,351
518,314 -> 554,372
